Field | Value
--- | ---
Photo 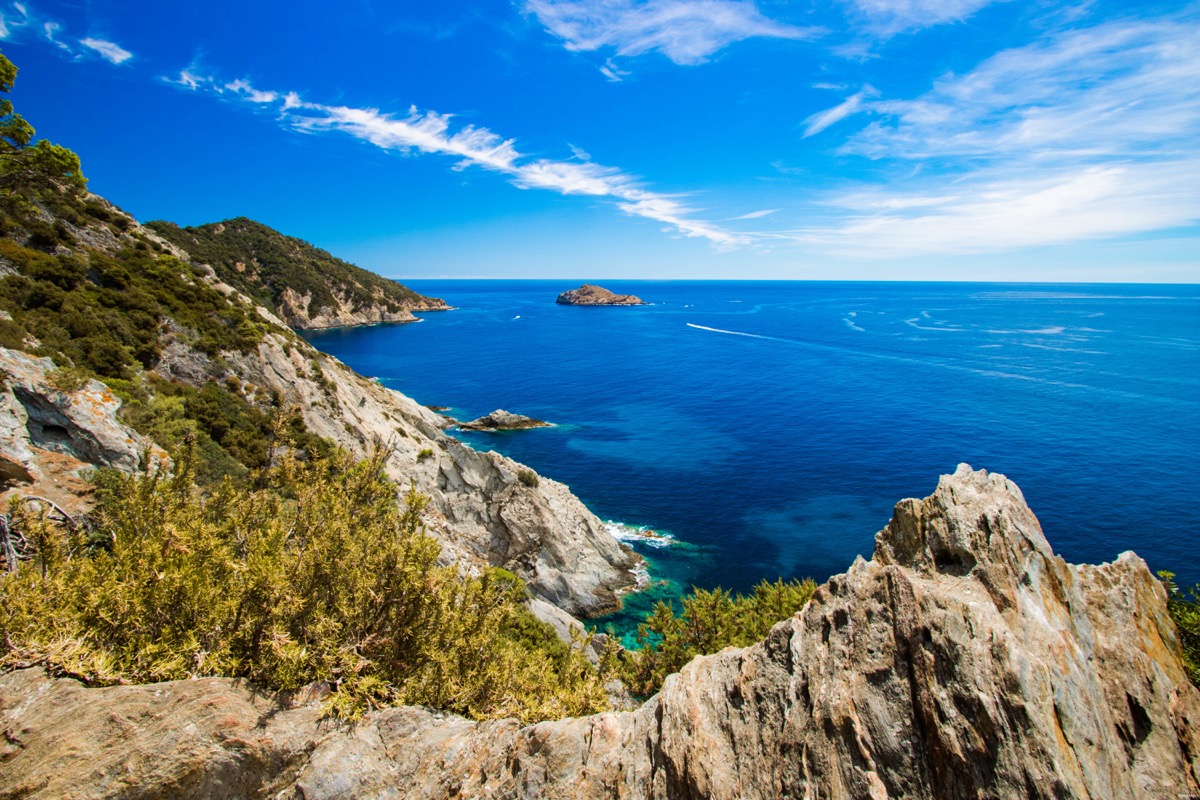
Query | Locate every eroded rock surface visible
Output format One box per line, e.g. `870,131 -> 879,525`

3,465 -> 1197,799
555,284 -> 645,306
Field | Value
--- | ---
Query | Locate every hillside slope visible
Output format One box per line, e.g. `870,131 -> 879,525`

0,175 -> 635,616
4,466 -> 1197,798
147,217 -> 449,329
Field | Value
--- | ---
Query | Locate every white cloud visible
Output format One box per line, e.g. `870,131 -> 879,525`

802,85 -> 877,137
525,0 -> 819,65
225,78 -> 278,104
843,0 -> 1005,36
269,93 -> 746,245
775,162 -> 1200,257
80,37 -> 132,64
780,16 -> 1200,256
845,19 -> 1200,161
0,3 -> 29,39
727,208 -> 779,220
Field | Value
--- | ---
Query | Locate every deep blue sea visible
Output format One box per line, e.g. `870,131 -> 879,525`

304,281 -> 1200,636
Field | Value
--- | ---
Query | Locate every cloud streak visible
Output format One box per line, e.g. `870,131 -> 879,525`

802,85 -> 877,137
525,0 -> 819,65
80,37 -> 132,64
779,16 -> 1200,257
842,0 -> 1006,36
169,74 -> 745,246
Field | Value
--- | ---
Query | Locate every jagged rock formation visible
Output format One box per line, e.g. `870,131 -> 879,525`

457,409 -> 553,431
3,465 -> 1196,798
0,348 -> 168,512
146,217 -> 449,330
556,284 -> 645,306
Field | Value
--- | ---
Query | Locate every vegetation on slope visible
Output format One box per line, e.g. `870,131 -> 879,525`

1160,571 -> 1200,687
615,578 -> 817,697
146,217 -> 444,322
0,440 -> 610,722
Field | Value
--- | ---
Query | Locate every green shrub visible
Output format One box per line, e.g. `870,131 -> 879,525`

0,444 -> 611,722
517,468 -> 539,488
416,448 -> 433,461
618,577 -> 816,697
1159,571 -> 1200,686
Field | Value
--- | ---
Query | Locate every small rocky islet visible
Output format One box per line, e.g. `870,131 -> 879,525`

456,409 -> 553,431
556,284 -> 646,306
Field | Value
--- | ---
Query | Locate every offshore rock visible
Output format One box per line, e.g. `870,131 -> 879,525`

3,465 -> 1197,798
555,284 -> 645,306
457,409 -> 552,431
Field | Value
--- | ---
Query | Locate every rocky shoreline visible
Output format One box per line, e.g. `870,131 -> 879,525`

4,464 -> 1196,798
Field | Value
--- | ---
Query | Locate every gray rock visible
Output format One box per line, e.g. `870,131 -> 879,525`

457,409 -> 552,431
3,465 -> 1197,799
0,348 -> 166,475
555,284 -> 645,305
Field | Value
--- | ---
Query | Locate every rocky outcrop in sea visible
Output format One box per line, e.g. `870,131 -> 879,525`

556,284 -> 645,306
457,409 -> 552,431
4,464 -> 1195,798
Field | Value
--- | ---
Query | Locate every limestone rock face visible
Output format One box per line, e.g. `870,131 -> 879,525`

0,348 -> 168,508
457,409 -> 552,431
3,465 -> 1197,799
194,334 -> 638,617
555,284 -> 645,306
277,286 -> 448,330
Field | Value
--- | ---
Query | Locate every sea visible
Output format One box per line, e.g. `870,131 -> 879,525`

302,281 -> 1200,641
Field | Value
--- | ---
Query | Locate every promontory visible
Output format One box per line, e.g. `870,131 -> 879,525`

556,284 -> 645,306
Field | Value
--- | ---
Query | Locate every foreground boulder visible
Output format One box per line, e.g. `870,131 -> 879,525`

2,465 -> 1197,798
555,284 -> 645,305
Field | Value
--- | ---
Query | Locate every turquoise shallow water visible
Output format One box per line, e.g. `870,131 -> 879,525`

303,281 -> 1200,635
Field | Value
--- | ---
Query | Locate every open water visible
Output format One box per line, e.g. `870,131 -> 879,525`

303,281 -> 1200,639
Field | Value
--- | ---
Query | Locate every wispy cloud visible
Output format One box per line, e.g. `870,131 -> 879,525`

802,85 -> 877,137
727,208 -> 779,220
0,4 -> 134,64
80,37 -> 132,64
846,19 -> 1200,161
168,73 -> 746,246
770,162 -> 1200,256
525,0 -> 819,66
842,0 -> 1006,36
778,16 -> 1200,256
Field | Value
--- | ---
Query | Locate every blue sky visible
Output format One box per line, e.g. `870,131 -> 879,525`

1,0 -> 1197,281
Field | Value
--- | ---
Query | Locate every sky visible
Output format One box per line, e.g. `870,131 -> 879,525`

0,0 -> 1197,281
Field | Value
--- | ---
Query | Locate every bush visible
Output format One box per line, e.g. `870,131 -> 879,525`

0,444 -> 612,722
1160,571 -> 1200,687
416,448 -> 433,461
618,577 -> 816,697
517,468 -> 539,488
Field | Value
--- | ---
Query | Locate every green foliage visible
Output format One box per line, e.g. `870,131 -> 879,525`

0,445 -> 611,722
0,50 -> 86,200
0,238 -> 268,381
1159,571 -> 1200,687
517,468 -> 539,488
416,448 -> 434,461
116,376 -> 332,485
618,577 -> 817,697
145,217 -> 444,322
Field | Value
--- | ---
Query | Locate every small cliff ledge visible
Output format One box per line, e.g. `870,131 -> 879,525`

3,465 -> 1197,799
556,284 -> 645,306
457,409 -> 552,431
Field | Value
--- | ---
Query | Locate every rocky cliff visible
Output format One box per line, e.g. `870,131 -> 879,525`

3,465 -> 1196,799
0,199 -> 637,617
147,218 -> 449,330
